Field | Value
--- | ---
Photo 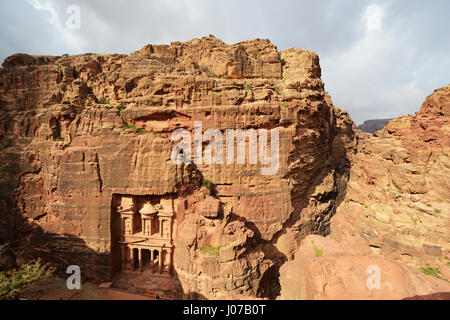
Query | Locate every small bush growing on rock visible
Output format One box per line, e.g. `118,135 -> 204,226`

116,103 -> 127,114
0,258 -> 55,300
199,245 -> 220,257
153,133 -> 166,138
274,86 -> 283,96
279,58 -> 287,67
60,83 -> 67,92
98,96 -> 108,104
193,62 -> 200,70
53,136 -> 64,142
434,208 -> 442,214
137,129 -> 151,135
98,97 -> 108,104
122,124 -> 136,130
279,103 -> 288,110
419,266 -> 448,282
311,241 -> 323,257
201,179 -> 215,191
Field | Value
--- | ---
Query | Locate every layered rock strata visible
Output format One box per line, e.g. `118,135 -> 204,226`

0,36 -> 353,298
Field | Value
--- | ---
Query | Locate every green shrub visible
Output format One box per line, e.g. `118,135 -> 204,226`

279,58 -> 287,67
311,241 -> 323,257
0,258 -> 55,300
253,51 -> 259,59
122,124 -> 137,130
279,103 -> 288,110
201,179 -> 215,191
419,266 -> 448,282
116,103 -> 127,114
60,83 -> 68,92
98,96 -> 108,104
193,62 -> 200,70
153,133 -> 166,138
199,245 -> 220,257
434,208 -> 442,214
53,136 -> 64,142
137,129 -> 151,135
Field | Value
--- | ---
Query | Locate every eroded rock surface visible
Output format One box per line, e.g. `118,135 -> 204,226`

0,36 -> 352,299
279,85 -> 450,300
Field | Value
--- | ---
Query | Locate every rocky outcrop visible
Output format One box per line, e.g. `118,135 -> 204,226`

279,235 -> 450,300
358,119 -> 393,133
279,85 -> 450,299
0,36 -> 353,299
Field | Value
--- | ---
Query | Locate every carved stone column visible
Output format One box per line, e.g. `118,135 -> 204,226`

150,250 -> 154,273
130,248 -> 135,271
159,249 -> 163,274
138,248 -> 142,271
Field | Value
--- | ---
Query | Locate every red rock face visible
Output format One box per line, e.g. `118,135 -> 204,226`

0,36 -> 353,298
278,85 -> 450,300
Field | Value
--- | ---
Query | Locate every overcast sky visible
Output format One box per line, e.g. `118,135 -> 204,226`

0,0 -> 448,124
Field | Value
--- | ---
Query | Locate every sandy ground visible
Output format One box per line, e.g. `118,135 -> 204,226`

18,276 -> 155,300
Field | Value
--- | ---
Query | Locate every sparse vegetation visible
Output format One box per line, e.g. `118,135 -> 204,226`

244,84 -> 252,97
426,169 -> 430,174
343,173 -> 349,181
419,266 -> 448,282
53,136 -> 64,142
116,103 -> 127,114
434,208 -> 442,214
201,179 -> 215,191
122,124 -> 137,130
427,204 -> 432,207
138,129 -> 151,135
279,103 -> 288,110
153,132 -> 166,138
60,83 -> 67,92
253,51 -> 259,59
0,258 -> 55,300
311,241 -> 323,257
193,62 -> 200,70
98,96 -> 108,104
279,57 -> 287,67
274,86 -> 283,96
412,217 -> 419,225
199,245 -> 221,257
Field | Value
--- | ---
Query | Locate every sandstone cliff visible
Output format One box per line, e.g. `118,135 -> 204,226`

0,35 -> 354,299
279,85 -> 450,300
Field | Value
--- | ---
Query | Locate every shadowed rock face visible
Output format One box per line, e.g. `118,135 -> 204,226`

358,119 -> 393,133
0,36 -> 354,299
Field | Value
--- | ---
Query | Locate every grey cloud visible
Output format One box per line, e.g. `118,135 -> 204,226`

0,0 -> 448,124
